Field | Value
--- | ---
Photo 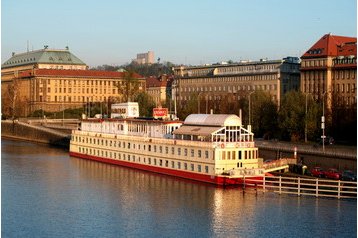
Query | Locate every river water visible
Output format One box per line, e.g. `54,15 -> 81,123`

2,139 -> 357,238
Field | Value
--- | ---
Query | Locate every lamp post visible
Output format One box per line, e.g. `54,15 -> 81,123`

304,93 -> 311,143
321,91 -> 327,152
248,91 -> 254,127
197,92 -> 203,113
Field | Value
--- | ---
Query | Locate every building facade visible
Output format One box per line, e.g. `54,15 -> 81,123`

172,57 -> 300,109
300,33 -> 357,109
1,48 -> 145,116
133,51 -> 154,65
146,74 -> 173,107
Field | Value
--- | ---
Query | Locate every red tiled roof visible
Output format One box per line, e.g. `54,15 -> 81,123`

146,75 -> 173,88
301,34 -> 357,58
18,69 -> 144,79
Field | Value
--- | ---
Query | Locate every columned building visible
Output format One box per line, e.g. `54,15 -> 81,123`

300,33 -> 357,109
1,47 -> 145,116
172,57 -> 300,109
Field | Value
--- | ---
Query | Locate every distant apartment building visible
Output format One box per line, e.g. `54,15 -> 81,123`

133,51 -> 154,65
300,33 -> 357,109
146,74 -> 173,107
1,47 -> 145,116
172,57 -> 300,108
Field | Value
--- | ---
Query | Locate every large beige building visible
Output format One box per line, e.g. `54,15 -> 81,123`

1,47 -> 145,117
300,33 -> 357,109
172,57 -> 300,109
133,51 -> 154,65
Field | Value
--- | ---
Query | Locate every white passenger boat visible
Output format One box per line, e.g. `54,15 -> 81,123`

69,103 -> 264,186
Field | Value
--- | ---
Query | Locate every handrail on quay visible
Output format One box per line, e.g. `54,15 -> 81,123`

242,175 -> 357,199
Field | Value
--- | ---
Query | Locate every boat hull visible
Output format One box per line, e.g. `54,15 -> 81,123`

69,151 -> 263,186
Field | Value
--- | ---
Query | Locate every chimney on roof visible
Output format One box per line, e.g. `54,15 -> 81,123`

12,52 -> 15,56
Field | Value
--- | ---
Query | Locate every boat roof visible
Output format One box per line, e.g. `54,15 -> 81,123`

184,114 -> 241,127
173,125 -> 222,137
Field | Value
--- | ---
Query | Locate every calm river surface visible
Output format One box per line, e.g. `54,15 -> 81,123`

2,139 -> 357,238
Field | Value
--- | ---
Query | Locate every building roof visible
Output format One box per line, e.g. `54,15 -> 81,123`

184,114 -> 241,127
146,75 -> 173,88
301,34 -> 357,58
2,48 -> 87,68
17,69 -> 144,79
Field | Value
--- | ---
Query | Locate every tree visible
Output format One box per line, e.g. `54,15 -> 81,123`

278,91 -> 321,142
2,78 -> 20,120
114,70 -> 141,102
250,91 -> 278,139
135,92 -> 156,117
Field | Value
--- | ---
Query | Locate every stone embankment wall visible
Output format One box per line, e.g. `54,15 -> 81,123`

1,120 -> 70,148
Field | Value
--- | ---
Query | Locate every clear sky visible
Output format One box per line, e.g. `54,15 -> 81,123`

2,0 -> 357,67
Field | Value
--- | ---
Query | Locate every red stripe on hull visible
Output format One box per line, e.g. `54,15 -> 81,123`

69,152 -> 263,186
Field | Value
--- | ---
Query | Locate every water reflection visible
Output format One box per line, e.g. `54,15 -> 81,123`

2,140 -> 356,238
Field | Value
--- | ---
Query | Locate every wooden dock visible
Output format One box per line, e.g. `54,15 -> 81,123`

243,176 -> 357,199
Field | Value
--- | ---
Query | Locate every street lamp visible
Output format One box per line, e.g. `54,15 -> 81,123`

304,93 -> 312,143
321,91 -> 327,152
197,92 -> 203,113
248,91 -> 254,127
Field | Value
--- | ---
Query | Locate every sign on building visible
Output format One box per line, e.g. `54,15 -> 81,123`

153,108 -> 168,118
111,102 -> 139,118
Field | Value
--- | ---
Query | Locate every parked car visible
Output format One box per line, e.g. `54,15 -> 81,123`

324,168 -> 341,180
310,167 -> 325,178
341,170 -> 357,181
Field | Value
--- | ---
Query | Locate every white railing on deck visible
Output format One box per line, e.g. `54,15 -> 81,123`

242,176 -> 357,199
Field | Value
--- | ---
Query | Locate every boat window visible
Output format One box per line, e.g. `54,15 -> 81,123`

198,165 -> 202,172
205,166 -> 209,173
159,159 -> 162,166
172,161 -> 175,168
154,158 -> 157,165
184,163 -> 188,170
191,164 -> 194,171
148,158 -> 151,164
165,160 -> 168,167
238,151 -> 242,160
177,162 -> 181,169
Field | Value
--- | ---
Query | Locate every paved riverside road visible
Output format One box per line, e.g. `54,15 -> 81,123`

255,140 -> 357,159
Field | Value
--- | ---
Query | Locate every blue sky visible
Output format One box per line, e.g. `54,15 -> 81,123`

2,0 -> 356,67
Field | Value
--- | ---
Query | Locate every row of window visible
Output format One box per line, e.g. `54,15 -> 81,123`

182,74 -> 277,84
181,83 -> 277,93
51,87 -> 117,94
78,146 -> 210,174
52,95 -> 112,103
221,150 -> 257,160
303,83 -> 356,94
182,64 -> 279,77
74,136 -> 211,160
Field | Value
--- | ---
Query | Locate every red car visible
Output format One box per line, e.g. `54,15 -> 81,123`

310,167 -> 325,178
324,168 -> 341,180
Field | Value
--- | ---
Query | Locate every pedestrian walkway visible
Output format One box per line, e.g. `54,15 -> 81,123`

255,140 -> 356,159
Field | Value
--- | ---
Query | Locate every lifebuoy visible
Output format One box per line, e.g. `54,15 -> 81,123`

221,143 -> 225,148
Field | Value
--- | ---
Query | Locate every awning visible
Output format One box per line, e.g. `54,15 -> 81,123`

173,125 -> 223,136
